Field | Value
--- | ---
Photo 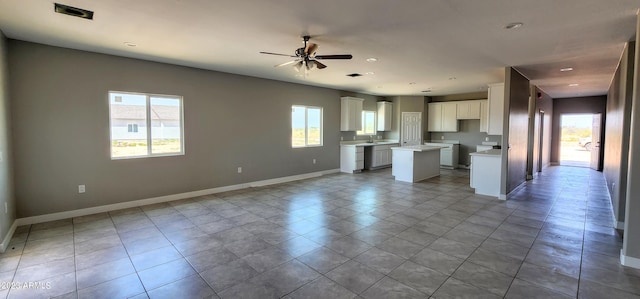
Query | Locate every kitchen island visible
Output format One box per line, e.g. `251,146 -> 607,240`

391,145 -> 444,183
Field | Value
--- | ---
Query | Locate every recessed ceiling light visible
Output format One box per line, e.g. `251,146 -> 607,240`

505,22 -> 523,29
366,58 -> 378,62
54,3 -> 94,20
448,77 -> 456,80
560,67 -> 574,72
569,83 -> 579,87
365,72 -> 375,75
421,90 -> 432,93
409,82 -> 416,85
124,42 -> 137,47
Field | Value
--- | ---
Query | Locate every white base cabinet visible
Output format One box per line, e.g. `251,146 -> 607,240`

366,144 -> 398,169
469,150 -> 502,198
340,146 -> 364,173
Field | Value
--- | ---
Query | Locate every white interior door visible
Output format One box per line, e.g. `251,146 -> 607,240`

590,113 -> 601,170
401,112 -> 422,146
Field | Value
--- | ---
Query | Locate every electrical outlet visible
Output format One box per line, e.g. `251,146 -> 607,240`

313,159 -> 316,164
4,202 -> 7,214
78,185 -> 86,193
0,151 -> 3,163
237,167 -> 242,174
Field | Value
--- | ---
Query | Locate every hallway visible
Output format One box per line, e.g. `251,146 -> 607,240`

0,166 -> 639,298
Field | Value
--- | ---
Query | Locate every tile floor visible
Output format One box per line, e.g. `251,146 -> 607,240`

1,166 -> 640,298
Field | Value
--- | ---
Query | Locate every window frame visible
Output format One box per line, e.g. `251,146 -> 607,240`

357,110 -> 377,136
109,91 -> 185,160
291,105 -> 323,148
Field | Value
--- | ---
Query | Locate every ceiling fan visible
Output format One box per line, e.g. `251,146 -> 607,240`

260,36 -> 353,73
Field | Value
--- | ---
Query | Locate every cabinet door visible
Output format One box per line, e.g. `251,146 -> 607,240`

480,100 -> 488,133
340,97 -> 364,131
456,101 -> 469,119
427,103 -> 442,132
487,83 -> 504,135
377,102 -> 392,131
467,101 -> 481,119
441,102 -> 458,132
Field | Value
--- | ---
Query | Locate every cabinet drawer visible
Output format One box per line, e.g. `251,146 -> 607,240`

355,147 -> 364,153
356,152 -> 364,161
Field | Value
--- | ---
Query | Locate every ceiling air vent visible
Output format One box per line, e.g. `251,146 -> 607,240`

54,3 -> 94,20
346,73 -> 363,77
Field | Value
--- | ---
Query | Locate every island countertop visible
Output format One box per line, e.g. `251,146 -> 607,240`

391,145 -> 445,152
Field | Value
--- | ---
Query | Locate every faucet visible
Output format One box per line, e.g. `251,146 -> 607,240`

369,135 -> 374,143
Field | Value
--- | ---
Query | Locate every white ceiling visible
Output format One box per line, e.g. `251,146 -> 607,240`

0,0 -> 638,98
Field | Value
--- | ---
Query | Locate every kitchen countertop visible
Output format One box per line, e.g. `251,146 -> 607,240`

391,145 -> 445,152
469,149 -> 502,156
340,140 -> 400,147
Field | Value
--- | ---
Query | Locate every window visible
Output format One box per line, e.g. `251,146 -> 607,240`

109,91 -> 184,159
292,105 -> 323,147
357,111 -> 376,135
127,124 -> 138,133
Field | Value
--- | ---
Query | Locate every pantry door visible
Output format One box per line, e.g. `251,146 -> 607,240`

401,112 -> 422,146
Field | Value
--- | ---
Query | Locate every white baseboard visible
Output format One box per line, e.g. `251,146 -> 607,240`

16,169 -> 340,226
0,220 -> 17,253
621,250 -> 640,269
615,221 -> 625,230
498,194 -> 507,200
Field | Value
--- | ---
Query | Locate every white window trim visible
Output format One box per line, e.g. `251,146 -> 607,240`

109,91 -> 185,160
292,105 -> 323,148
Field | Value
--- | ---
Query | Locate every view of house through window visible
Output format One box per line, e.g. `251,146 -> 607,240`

357,111 -> 376,135
109,91 -> 184,159
292,105 -> 323,147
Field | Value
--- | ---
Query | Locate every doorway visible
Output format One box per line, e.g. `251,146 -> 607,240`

559,114 -> 599,168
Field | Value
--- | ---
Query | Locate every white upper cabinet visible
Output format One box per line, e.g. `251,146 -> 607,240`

487,83 -> 505,135
427,102 -> 458,132
340,97 -> 364,131
376,102 -> 393,131
456,100 -> 482,120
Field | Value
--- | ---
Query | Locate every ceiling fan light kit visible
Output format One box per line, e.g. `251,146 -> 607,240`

260,35 -> 352,73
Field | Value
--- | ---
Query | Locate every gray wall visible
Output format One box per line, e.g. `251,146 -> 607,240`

503,68 -> 530,194
605,41 -> 635,225
551,96 -> 607,164
9,40 -> 344,217
0,32 -> 15,243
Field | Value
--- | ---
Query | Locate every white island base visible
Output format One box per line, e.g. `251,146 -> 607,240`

469,149 -> 502,198
391,145 -> 443,183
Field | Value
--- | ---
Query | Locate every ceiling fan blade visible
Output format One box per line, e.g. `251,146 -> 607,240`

314,54 -> 353,60
314,60 -> 327,69
274,60 -> 300,67
293,61 -> 304,72
305,43 -> 319,56
259,51 -> 297,57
